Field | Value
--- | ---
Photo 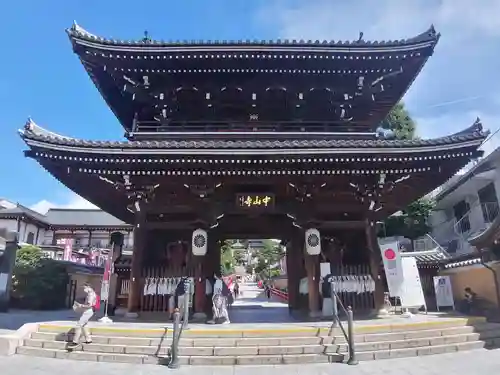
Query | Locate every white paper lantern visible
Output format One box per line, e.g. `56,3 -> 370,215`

192,228 -> 207,256
305,228 -> 321,255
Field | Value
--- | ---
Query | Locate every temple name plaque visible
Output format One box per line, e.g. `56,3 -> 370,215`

236,194 -> 275,209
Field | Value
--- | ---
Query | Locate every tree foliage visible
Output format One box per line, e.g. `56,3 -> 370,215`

253,240 -> 285,279
381,102 -> 417,140
11,245 -> 69,309
381,198 -> 435,240
220,240 -> 235,275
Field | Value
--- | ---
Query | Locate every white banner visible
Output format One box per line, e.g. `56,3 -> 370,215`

433,276 -> 455,309
379,240 -> 403,297
320,262 -> 331,277
400,257 -> 426,309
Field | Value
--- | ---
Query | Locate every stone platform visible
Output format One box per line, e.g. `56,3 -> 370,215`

4,313 -> 500,365
2,283 -> 500,365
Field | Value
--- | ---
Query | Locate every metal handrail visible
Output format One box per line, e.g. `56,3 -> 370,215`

330,288 -> 358,365
168,281 -> 191,369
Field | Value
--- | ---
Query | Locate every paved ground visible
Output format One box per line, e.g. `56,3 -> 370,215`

229,282 -> 294,323
0,309 -> 78,331
1,348 -> 499,374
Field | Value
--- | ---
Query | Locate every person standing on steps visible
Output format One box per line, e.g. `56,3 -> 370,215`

68,283 -> 98,348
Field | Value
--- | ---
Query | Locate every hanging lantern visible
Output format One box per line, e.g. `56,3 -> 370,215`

305,228 -> 321,255
192,229 -> 207,256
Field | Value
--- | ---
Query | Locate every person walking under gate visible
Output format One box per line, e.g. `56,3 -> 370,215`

68,283 -> 98,348
207,273 -> 231,324
264,283 -> 272,301
233,281 -> 240,298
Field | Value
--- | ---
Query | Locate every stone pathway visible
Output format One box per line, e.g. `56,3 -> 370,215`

2,348 -> 499,374
229,282 -> 293,323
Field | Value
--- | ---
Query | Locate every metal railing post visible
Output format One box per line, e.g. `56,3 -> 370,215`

331,283 -> 338,328
168,308 -> 181,369
182,280 -> 190,330
346,306 -> 358,366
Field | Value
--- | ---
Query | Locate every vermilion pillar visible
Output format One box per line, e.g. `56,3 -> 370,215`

126,202 -> 146,317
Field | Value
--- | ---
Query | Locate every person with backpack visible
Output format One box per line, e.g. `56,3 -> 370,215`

68,282 -> 99,348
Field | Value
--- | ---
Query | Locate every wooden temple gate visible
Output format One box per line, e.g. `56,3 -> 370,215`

19,24 -> 489,320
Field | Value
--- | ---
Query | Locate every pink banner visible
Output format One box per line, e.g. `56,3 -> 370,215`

63,238 -> 73,261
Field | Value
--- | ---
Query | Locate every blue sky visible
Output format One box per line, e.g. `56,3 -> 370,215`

1,0 -> 499,213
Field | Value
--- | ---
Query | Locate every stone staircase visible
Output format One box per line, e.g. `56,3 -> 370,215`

15,319 -> 500,365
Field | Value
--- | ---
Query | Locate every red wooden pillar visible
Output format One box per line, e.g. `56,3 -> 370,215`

193,256 -> 206,319
286,236 -> 302,311
305,252 -> 321,317
126,203 -> 146,317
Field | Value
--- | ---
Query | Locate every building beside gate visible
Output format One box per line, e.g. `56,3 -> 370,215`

430,147 -> 500,256
18,23 -> 488,318
0,203 -> 132,266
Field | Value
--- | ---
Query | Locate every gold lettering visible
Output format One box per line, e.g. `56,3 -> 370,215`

243,196 -> 253,207
262,196 -> 271,207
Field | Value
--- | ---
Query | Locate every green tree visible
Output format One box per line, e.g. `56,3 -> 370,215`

381,102 -> 417,140
220,240 -> 235,275
381,198 -> 435,242
254,240 -> 285,279
11,245 -> 69,309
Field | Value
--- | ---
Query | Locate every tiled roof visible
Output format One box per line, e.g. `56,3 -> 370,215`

45,209 -> 128,227
444,258 -> 482,269
0,204 -> 50,224
0,205 -> 129,229
402,248 -> 450,265
68,22 -> 439,50
20,118 -> 488,151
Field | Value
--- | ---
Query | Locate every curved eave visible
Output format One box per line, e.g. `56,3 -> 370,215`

67,24 -> 439,54
20,135 -> 487,156
36,161 -> 133,224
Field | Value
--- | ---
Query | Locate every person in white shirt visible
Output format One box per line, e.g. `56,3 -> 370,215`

207,273 -> 230,324
68,283 -> 97,348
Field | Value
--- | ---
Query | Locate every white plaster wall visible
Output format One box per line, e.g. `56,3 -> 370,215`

0,218 -> 19,233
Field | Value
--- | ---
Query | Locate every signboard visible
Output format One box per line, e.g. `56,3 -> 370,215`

399,256 -> 426,310
433,276 -> 455,310
379,240 -> 403,297
236,194 -> 275,209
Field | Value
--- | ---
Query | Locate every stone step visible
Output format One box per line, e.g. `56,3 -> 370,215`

36,324 -> 329,338
23,339 -> 328,356
333,333 -> 482,352
30,332 -> 326,346
16,346 -> 343,365
350,340 -> 491,361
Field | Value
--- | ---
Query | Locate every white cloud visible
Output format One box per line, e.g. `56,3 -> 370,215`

256,0 -> 500,147
30,194 -> 98,215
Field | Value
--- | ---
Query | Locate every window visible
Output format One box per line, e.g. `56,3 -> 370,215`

478,183 -> 499,223
453,200 -> 471,233
26,232 -> 35,245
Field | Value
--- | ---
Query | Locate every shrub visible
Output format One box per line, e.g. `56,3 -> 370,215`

11,245 -> 69,310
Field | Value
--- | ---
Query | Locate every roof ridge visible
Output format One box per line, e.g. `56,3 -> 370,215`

66,22 -> 440,48
19,118 -> 488,150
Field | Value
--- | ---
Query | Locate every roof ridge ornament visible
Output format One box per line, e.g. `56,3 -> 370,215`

451,117 -> 486,137
19,117 -> 77,141
69,21 -> 98,39
142,30 -> 152,44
